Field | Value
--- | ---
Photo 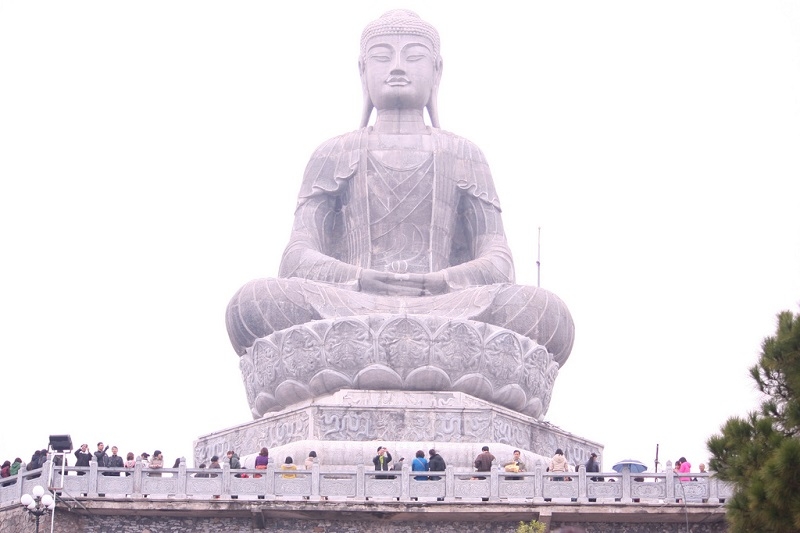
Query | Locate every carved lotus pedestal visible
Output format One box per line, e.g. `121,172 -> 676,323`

238,314 -> 561,420
196,315 -> 600,467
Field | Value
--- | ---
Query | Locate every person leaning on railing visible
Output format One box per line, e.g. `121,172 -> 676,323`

280,457 -> 297,479
548,448 -> 568,481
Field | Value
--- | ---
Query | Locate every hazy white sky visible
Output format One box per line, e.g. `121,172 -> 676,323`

1,1 -> 798,473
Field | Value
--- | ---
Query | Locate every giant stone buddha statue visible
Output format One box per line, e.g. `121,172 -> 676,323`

225,9 -> 575,420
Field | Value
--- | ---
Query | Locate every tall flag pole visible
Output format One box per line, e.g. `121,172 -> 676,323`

536,227 -> 541,287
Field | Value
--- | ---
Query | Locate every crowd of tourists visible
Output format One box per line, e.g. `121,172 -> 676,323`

0,441 -> 176,483
3,441 -> 703,486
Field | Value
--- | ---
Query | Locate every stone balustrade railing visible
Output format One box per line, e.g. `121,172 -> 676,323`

0,459 -> 732,509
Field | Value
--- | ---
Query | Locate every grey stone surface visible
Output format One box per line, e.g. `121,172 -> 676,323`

194,390 -> 602,469
239,316 -> 559,419
0,500 -> 730,533
224,9 -> 575,419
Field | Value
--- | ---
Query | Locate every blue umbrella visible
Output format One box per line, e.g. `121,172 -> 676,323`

611,459 -> 648,474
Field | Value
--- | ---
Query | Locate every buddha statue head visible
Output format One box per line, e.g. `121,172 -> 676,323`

358,9 -> 443,128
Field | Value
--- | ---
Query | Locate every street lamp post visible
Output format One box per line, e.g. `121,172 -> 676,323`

20,485 -> 55,533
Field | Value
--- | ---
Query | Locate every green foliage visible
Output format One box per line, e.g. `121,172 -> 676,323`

707,309 -> 800,533
516,520 -> 546,533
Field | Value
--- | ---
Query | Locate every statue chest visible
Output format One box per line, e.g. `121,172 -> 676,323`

365,150 -> 434,273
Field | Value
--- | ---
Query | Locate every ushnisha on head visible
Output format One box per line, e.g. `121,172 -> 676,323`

358,9 -> 443,128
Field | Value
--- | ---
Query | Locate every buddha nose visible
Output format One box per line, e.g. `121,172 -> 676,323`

391,53 -> 406,73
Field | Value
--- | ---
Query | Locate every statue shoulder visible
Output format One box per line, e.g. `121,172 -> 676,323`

433,129 -> 488,162
432,129 -> 501,210
298,129 -> 366,200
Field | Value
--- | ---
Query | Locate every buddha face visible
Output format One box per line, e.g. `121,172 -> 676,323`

362,33 -> 439,112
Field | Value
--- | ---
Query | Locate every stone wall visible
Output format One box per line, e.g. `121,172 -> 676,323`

0,509 -> 729,533
0,506 -> 46,533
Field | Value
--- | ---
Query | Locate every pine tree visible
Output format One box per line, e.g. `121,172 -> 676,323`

707,309 -> 800,533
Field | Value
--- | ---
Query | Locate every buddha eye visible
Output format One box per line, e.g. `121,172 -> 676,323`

369,52 -> 392,62
406,55 -> 425,62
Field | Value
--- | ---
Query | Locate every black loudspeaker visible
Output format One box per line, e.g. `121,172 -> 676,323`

48,435 -> 73,452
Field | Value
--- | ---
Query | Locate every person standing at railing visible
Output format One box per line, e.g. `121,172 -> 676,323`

694,462 -> 707,481
280,457 -> 298,479
227,450 -> 241,471
428,449 -> 446,501
124,452 -> 136,476
548,448 -> 568,481
412,451 -> 429,481
254,447 -> 269,478
675,456 -> 691,482
227,449 -> 244,496
0,461 -> 10,486
27,449 -> 45,476
207,455 -> 220,476
252,448 -> 269,499
148,450 -> 164,477
473,446 -> 495,480
304,450 -> 317,470
373,446 -> 393,479
74,444 -> 91,476
208,455 -> 221,499
503,449 -> 526,480
6,458 -> 22,485
10,457 -> 22,477
94,442 -> 109,470
138,451 -> 151,467
585,452 -> 602,482
106,446 -> 124,476
428,449 -> 445,482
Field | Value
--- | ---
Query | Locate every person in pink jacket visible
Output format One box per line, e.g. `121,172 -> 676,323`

675,457 -> 691,482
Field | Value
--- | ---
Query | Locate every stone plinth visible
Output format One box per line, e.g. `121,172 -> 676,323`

239,315 -> 560,420
195,389 -> 600,468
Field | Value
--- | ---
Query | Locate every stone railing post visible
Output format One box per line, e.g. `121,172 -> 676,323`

132,459 -> 143,497
621,465 -> 631,503
533,462 -> 544,503
265,463 -> 275,497
310,462 -> 321,501
577,464 -> 588,503
665,460 -> 675,501
177,457 -> 187,498
400,463 -> 410,501
707,473 -> 720,503
88,459 -> 99,497
489,465 -> 499,501
444,465 -> 454,502
8,466 -> 23,503
42,460 -> 54,492
222,462 -> 231,499
356,464 -> 365,500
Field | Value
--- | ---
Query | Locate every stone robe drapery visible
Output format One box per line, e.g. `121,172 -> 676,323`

226,128 -> 574,365
280,127 -> 514,289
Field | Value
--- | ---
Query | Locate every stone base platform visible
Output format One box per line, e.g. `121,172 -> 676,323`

195,389 -> 602,469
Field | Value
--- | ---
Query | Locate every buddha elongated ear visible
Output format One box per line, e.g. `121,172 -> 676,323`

358,58 -> 374,128
426,57 -> 443,128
